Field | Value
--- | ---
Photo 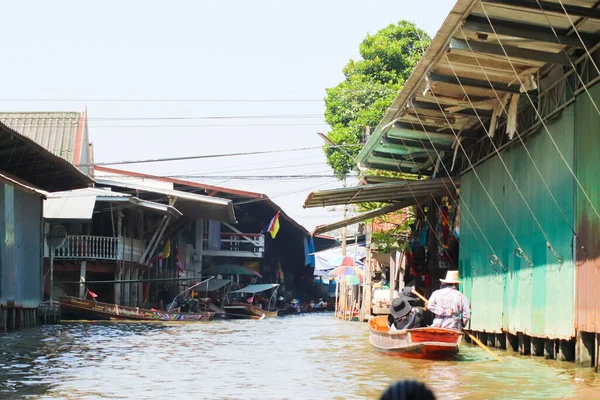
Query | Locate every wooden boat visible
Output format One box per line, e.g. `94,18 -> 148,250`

223,303 -> 278,319
60,297 -> 213,322
369,315 -> 462,360
224,283 -> 280,319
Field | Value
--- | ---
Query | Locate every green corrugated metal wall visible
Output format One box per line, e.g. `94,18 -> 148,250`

461,104 -> 575,339
574,83 -> 600,334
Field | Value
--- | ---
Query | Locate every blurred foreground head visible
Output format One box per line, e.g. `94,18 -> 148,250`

379,380 -> 436,400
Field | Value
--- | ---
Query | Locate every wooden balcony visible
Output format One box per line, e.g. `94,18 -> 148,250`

201,233 -> 264,258
51,235 -> 145,263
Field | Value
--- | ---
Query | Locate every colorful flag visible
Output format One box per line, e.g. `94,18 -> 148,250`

266,212 -> 280,239
277,264 -> 285,282
163,240 -> 171,259
88,290 -> 98,299
176,248 -> 184,272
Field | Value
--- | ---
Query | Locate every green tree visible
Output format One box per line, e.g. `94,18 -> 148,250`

323,21 -> 431,178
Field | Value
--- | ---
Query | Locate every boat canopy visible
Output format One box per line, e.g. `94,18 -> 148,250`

230,283 -> 280,294
196,279 -> 231,292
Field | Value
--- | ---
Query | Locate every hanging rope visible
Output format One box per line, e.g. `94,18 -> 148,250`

479,1 -> 600,227
443,52 -> 563,265
457,25 -> 581,265
408,103 -> 508,273
423,80 -> 535,269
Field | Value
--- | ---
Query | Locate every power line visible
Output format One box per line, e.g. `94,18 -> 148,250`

84,114 -> 323,121
82,123 -> 327,128
0,98 -> 326,103
83,144 -> 360,167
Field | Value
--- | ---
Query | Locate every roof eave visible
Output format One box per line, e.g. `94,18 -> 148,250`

356,0 -> 479,167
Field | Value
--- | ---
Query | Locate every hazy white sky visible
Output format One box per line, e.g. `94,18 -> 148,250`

1,0 -> 453,231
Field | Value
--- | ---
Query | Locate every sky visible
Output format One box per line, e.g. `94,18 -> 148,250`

1,0 -> 454,232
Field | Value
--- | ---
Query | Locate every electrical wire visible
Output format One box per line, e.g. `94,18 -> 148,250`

443,52 -> 562,265
480,2 -> 600,234
457,24 -> 583,264
81,144 -> 361,167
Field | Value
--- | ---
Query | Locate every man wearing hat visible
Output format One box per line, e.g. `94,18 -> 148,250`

426,270 -> 471,331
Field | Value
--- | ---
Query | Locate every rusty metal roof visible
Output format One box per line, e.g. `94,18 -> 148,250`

0,111 -> 83,164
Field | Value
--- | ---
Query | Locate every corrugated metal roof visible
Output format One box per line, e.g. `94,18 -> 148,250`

303,177 -> 459,208
44,187 -> 182,220
356,0 -> 600,175
0,111 -> 82,163
95,178 -> 237,223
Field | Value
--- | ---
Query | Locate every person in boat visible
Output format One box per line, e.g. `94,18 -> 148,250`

290,298 -> 301,312
426,270 -> 471,331
315,298 -> 327,310
387,297 -> 424,331
158,287 -> 173,311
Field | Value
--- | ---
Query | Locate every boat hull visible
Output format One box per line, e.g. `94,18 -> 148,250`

60,297 -> 213,322
369,315 -> 462,360
223,303 -> 278,319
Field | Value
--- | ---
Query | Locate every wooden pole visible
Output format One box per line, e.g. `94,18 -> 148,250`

411,289 -> 502,362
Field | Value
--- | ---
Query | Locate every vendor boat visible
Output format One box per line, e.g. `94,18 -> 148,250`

368,315 -> 462,360
59,297 -> 213,322
223,283 -> 279,319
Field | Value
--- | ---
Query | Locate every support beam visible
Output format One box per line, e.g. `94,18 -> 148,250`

364,155 -> 427,170
362,162 -> 422,174
389,125 -> 457,145
483,0 -> 600,20
428,73 -> 521,93
313,198 -> 422,234
79,261 -> 87,299
450,38 -> 573,66
372,150 -> 431,162
465,15 -> 596,48
382,135 -> 454,152
410,100 -> 493,118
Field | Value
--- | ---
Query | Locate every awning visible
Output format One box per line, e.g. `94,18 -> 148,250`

304,177 -> 459,208
95,178 -> 237,223
195,279 -> 231,292
0,121 -> 92,192
356,0 -> 600,176
314,245 -> 367,271
0,172 -> 48,199
44,187 -> 182,220
230,283 -> 280,294
313,199 -> 417,234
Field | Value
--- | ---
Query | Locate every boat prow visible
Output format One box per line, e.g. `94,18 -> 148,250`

368,315 -> 462,360
60,297 -> 214,322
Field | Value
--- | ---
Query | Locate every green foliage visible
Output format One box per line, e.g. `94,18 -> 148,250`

370,207 -> 415,254
323,21 -> 431,178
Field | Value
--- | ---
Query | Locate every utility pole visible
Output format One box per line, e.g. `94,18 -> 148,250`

341,175 -> 347,256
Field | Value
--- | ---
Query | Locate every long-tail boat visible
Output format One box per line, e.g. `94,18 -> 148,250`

368,315 -> 462,360
223,283 -> 279,319
60,297 -> 213,322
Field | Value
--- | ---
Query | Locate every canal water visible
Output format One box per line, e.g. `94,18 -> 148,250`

1,314 -> 599,399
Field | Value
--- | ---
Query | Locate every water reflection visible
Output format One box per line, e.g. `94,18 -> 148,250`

0,315 -> 598,399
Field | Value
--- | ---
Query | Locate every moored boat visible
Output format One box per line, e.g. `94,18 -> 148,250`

223,283 -> 279,319
368,315 -> 462,360
60,297 -> 214,322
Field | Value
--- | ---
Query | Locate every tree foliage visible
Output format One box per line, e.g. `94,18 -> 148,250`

323,21 -> 431,178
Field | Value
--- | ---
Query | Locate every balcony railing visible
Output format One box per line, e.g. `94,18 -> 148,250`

54,236 -> 119,260
202,233 -> 264,258
53,235 -> 146,262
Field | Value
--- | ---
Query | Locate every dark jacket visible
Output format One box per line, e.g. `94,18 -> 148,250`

387,307 -> 426,330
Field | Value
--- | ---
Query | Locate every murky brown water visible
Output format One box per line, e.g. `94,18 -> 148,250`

1,314 -> 599,399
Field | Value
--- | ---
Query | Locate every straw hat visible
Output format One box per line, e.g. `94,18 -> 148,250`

440,270 -> 461,284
